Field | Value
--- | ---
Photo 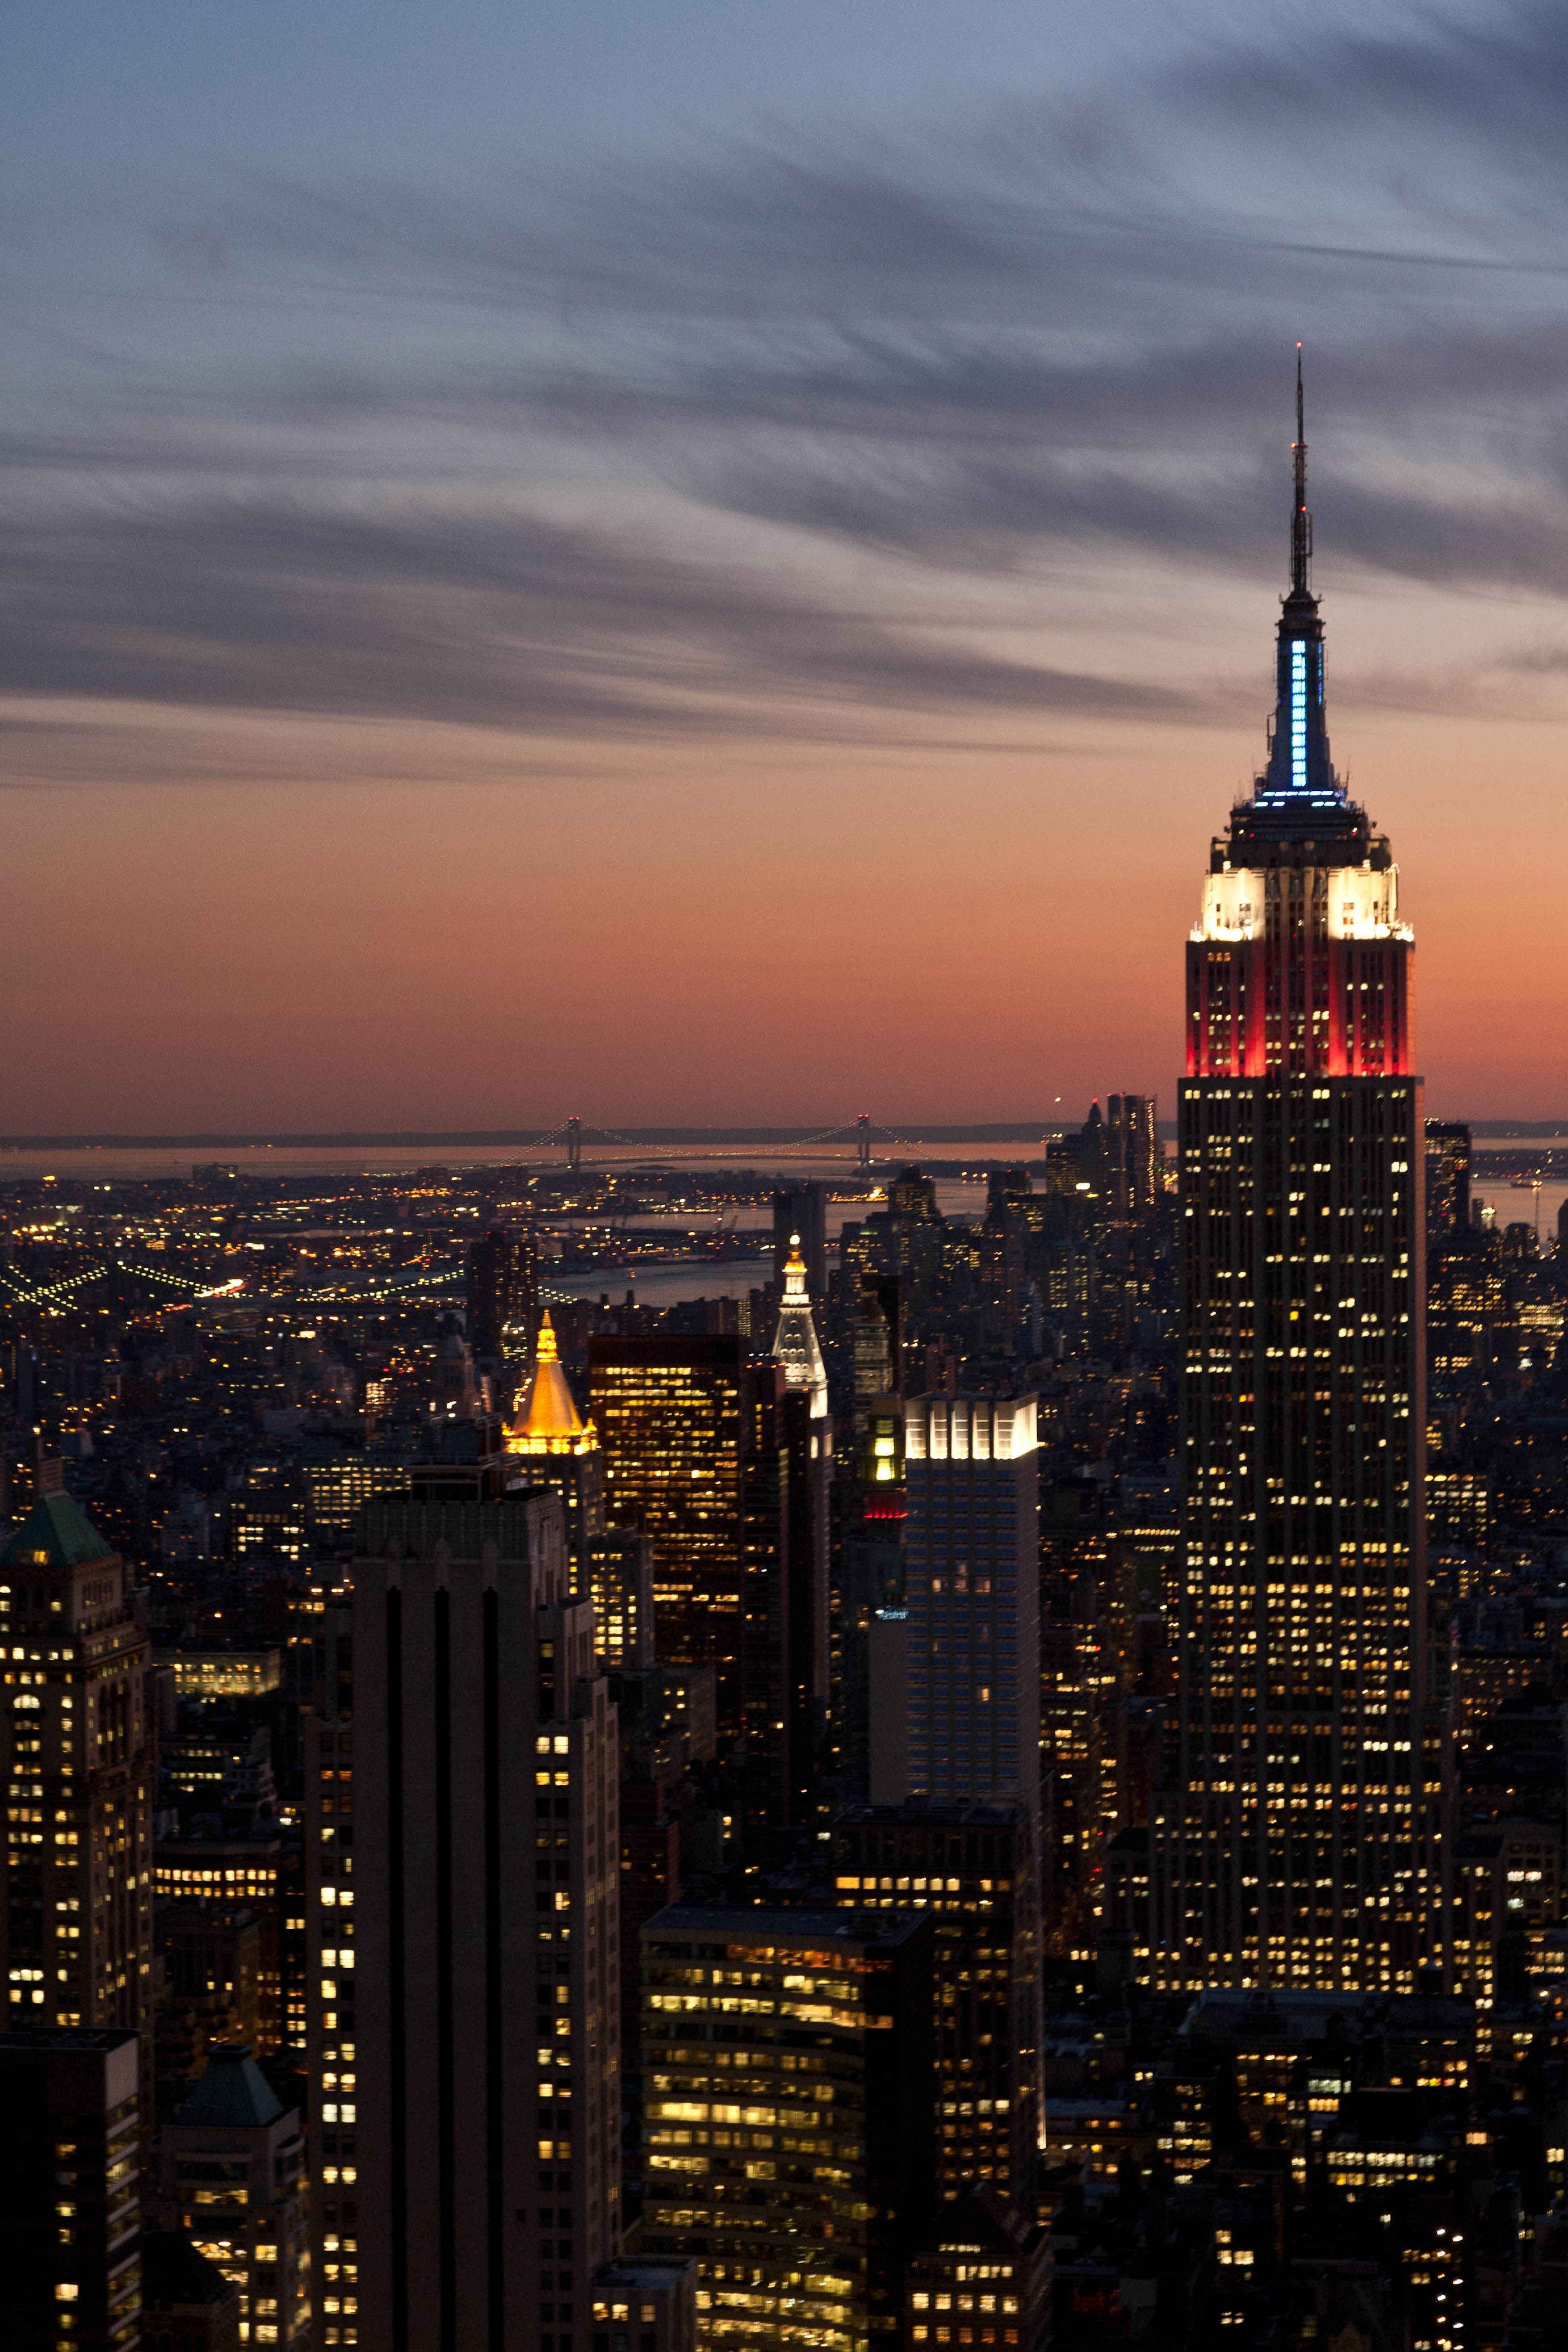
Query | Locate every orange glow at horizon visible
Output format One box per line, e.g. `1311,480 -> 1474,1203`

2,691 -> 1563,1133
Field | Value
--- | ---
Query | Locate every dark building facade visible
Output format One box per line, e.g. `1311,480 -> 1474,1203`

904,2182 -> 1053,2352
831,1801 -> 1041,2208
0,2024 -> 142,2351
140,2231 -> 241,2351
465,1222 -> 539,1370
1425,1121 -> 1471,1243
1106,1093 -> 1159,1217
353,1478 -> 621,2352
1150,370 -> 1441,1995
743,1364 -> 828,1837
589,2260 -> 697,2352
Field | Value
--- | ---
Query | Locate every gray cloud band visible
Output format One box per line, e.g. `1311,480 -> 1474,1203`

7,3 -> 1568,743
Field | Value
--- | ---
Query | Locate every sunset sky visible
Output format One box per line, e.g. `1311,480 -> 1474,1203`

5,2 -> 1568,1131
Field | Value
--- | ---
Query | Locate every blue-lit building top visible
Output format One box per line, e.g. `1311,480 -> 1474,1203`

1240,358 -> 1362,850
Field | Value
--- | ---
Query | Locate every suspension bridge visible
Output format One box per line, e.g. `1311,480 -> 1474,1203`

536,1113 -> 917,1172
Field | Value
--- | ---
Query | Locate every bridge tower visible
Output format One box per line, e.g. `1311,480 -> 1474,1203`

567,1116 -> 582,1173
856,1113 -> 871,1169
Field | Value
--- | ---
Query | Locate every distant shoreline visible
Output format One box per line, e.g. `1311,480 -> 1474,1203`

0,1120 -> 1561,1157
0,1118 -> 1562,1152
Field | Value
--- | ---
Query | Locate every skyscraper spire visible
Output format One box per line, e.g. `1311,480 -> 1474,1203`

1291,343 -> 1311,599
1155,375 -> 1436,2005
1241,346 -> 1347,824
772,1232 -> 828,1417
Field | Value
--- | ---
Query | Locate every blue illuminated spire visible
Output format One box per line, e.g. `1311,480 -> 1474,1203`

1247,347 -> 1352,835
1290,343 -> 1311,604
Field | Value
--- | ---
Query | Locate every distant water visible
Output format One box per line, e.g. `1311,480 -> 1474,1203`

2,1134 -> 1556,1250
1471,1179 -> 1565,1244
547,1257 -> 774,1311
0,1139 -> 1058,1195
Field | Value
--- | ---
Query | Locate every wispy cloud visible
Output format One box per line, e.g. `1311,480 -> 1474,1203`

9,4 -> 1568,747
0,499 -> 1195,734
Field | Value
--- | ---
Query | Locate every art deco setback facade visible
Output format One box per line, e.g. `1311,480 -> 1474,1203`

1150,374 -> 1443,1997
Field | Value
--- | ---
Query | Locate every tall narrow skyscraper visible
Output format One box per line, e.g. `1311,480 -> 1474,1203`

353,1474 -> 621,2352
0,1489 -> 153,2045
770,1233 -> 831,1815
589,1337 -> 746,1733
1106,1095 -> 1159,1217
902,1395 -> 1040,1819
1150,364 -> 1439,1995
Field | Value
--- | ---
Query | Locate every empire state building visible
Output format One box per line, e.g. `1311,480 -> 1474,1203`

1149,364 -> 1443,1994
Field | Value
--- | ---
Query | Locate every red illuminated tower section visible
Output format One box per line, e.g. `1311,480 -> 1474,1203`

1187,357 -> 1413,1084
1151,364 -> 1443,1999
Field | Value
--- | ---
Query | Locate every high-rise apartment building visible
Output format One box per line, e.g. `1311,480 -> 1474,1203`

466,1222 -> 539,1367
589,2261 -> 697,2352
741,1364 -> 793,1843
832,1401 -> 907,1808
1425,1121 -> 1471,1242
904,2183 -> 1053,2352
296,1558 -> 370,2349
901,1396 -> 1040,1818
588,1527 -> 655,1670
1106,1095 -> 1159,1217
302,1457 -> 421,1543
639,1906 -> 936,2350
0,2024 -> 142,2352
1150,368 -> 1440,1995
589,1338 -> 747,1734
152,1902 -> 264,2081
306,1708 -> 359,2349
353,1477 -> 621,2352
157,2044 -> 309,2349
153,1837 -> 284,2057
831,1801 -> 1041,2207
1,1490 -> 153,2046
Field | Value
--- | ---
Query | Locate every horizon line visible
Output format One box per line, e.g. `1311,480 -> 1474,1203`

0,1120 -> 1563,1152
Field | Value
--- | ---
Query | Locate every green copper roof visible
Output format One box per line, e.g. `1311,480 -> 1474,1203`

175,2044 -> 284,2131
1,1489 -> 114,1569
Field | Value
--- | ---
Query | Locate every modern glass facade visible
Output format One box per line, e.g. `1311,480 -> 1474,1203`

639,1907 -> 935,2352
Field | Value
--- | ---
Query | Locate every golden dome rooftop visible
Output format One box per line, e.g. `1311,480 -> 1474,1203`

508,1312 -> 599,1456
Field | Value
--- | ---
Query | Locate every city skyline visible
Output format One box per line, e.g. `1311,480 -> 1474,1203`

7,6 -> 1568,1126
4,13 -> 1568,2347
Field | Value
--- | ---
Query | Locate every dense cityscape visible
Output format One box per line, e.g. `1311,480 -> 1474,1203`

5,395 -> 1568,2350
